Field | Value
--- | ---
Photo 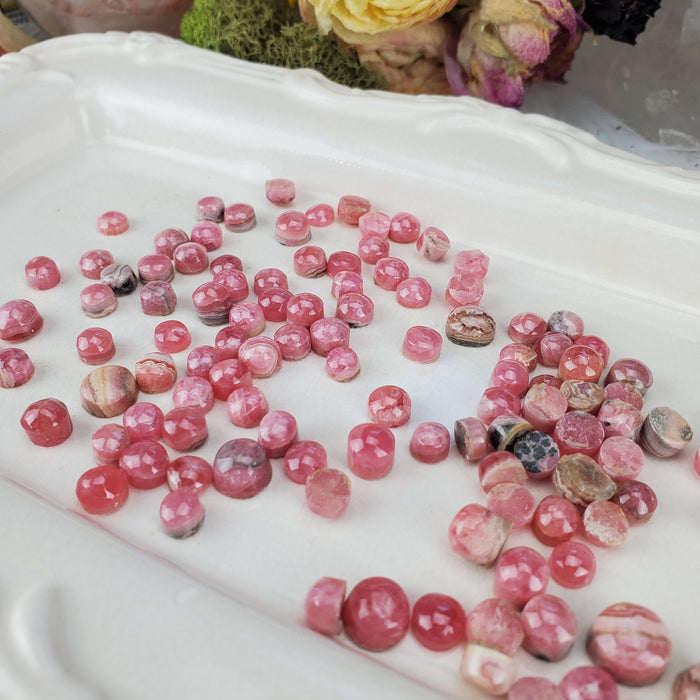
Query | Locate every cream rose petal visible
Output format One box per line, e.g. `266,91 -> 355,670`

307,0 -> 338,34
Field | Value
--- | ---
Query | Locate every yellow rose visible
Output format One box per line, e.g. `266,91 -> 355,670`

299,0 -> 458,43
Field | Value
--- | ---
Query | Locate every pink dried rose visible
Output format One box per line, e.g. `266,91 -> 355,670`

450,0 -> 588,108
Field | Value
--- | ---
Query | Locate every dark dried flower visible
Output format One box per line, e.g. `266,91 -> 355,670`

582,0 -> 662,45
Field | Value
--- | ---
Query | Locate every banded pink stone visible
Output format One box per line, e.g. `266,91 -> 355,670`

531,495 -> 580,546
460,643 -> 518,696
448,503 -> 511,566
409,422 -> 451,463
358,235 -> 389,264
596,436 -> 645,482
454,416 -> 490,462
612,480 -> 657,524
305,468 -> 351,518
522,383 -> 568,433
493,546 -> 550,608
486,483 -> 536,528
410,592 -> 466,651
0,299 -> 44,339
305,576 -> 346,636
508,677 -> 564,699
258,410 -> 298,458
549,540 -> 596,589
283,440 -> 328,484
521,594 -> 578,662
341,577 -> 410,651
265,177 -> 295,205
477,451 -> 528,492
559,666 -> 618,700
508,311 -> 546,345
160,489 -> 205,538
347,423 -> 395,480
402,326 -> 443,363
388,211 -> 420,243
305,203 -> 335,227
587,602 -> 671,686
0,347 -> 34,386
325,346 -> 361,382
367,385 -> 411,428
583,500 -> 629,548
465,598 -> 523,656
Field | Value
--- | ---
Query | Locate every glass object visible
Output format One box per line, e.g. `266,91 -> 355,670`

17,0 -> 192,38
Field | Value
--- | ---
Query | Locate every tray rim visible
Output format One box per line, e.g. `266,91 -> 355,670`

0,31 -> 698,700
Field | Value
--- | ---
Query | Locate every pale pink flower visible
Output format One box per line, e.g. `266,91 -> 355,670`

354,20 -> 453,94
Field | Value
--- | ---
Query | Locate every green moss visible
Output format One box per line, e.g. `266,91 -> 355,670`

180,0 -> 386,90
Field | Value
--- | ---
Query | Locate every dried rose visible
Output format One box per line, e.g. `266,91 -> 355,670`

454,0 -> 587,108
582,0 -> 661,45
353,20 -> 453,94
299,0 -> 458,44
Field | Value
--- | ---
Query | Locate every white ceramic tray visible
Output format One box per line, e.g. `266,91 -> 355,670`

1,33 -> 699,700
